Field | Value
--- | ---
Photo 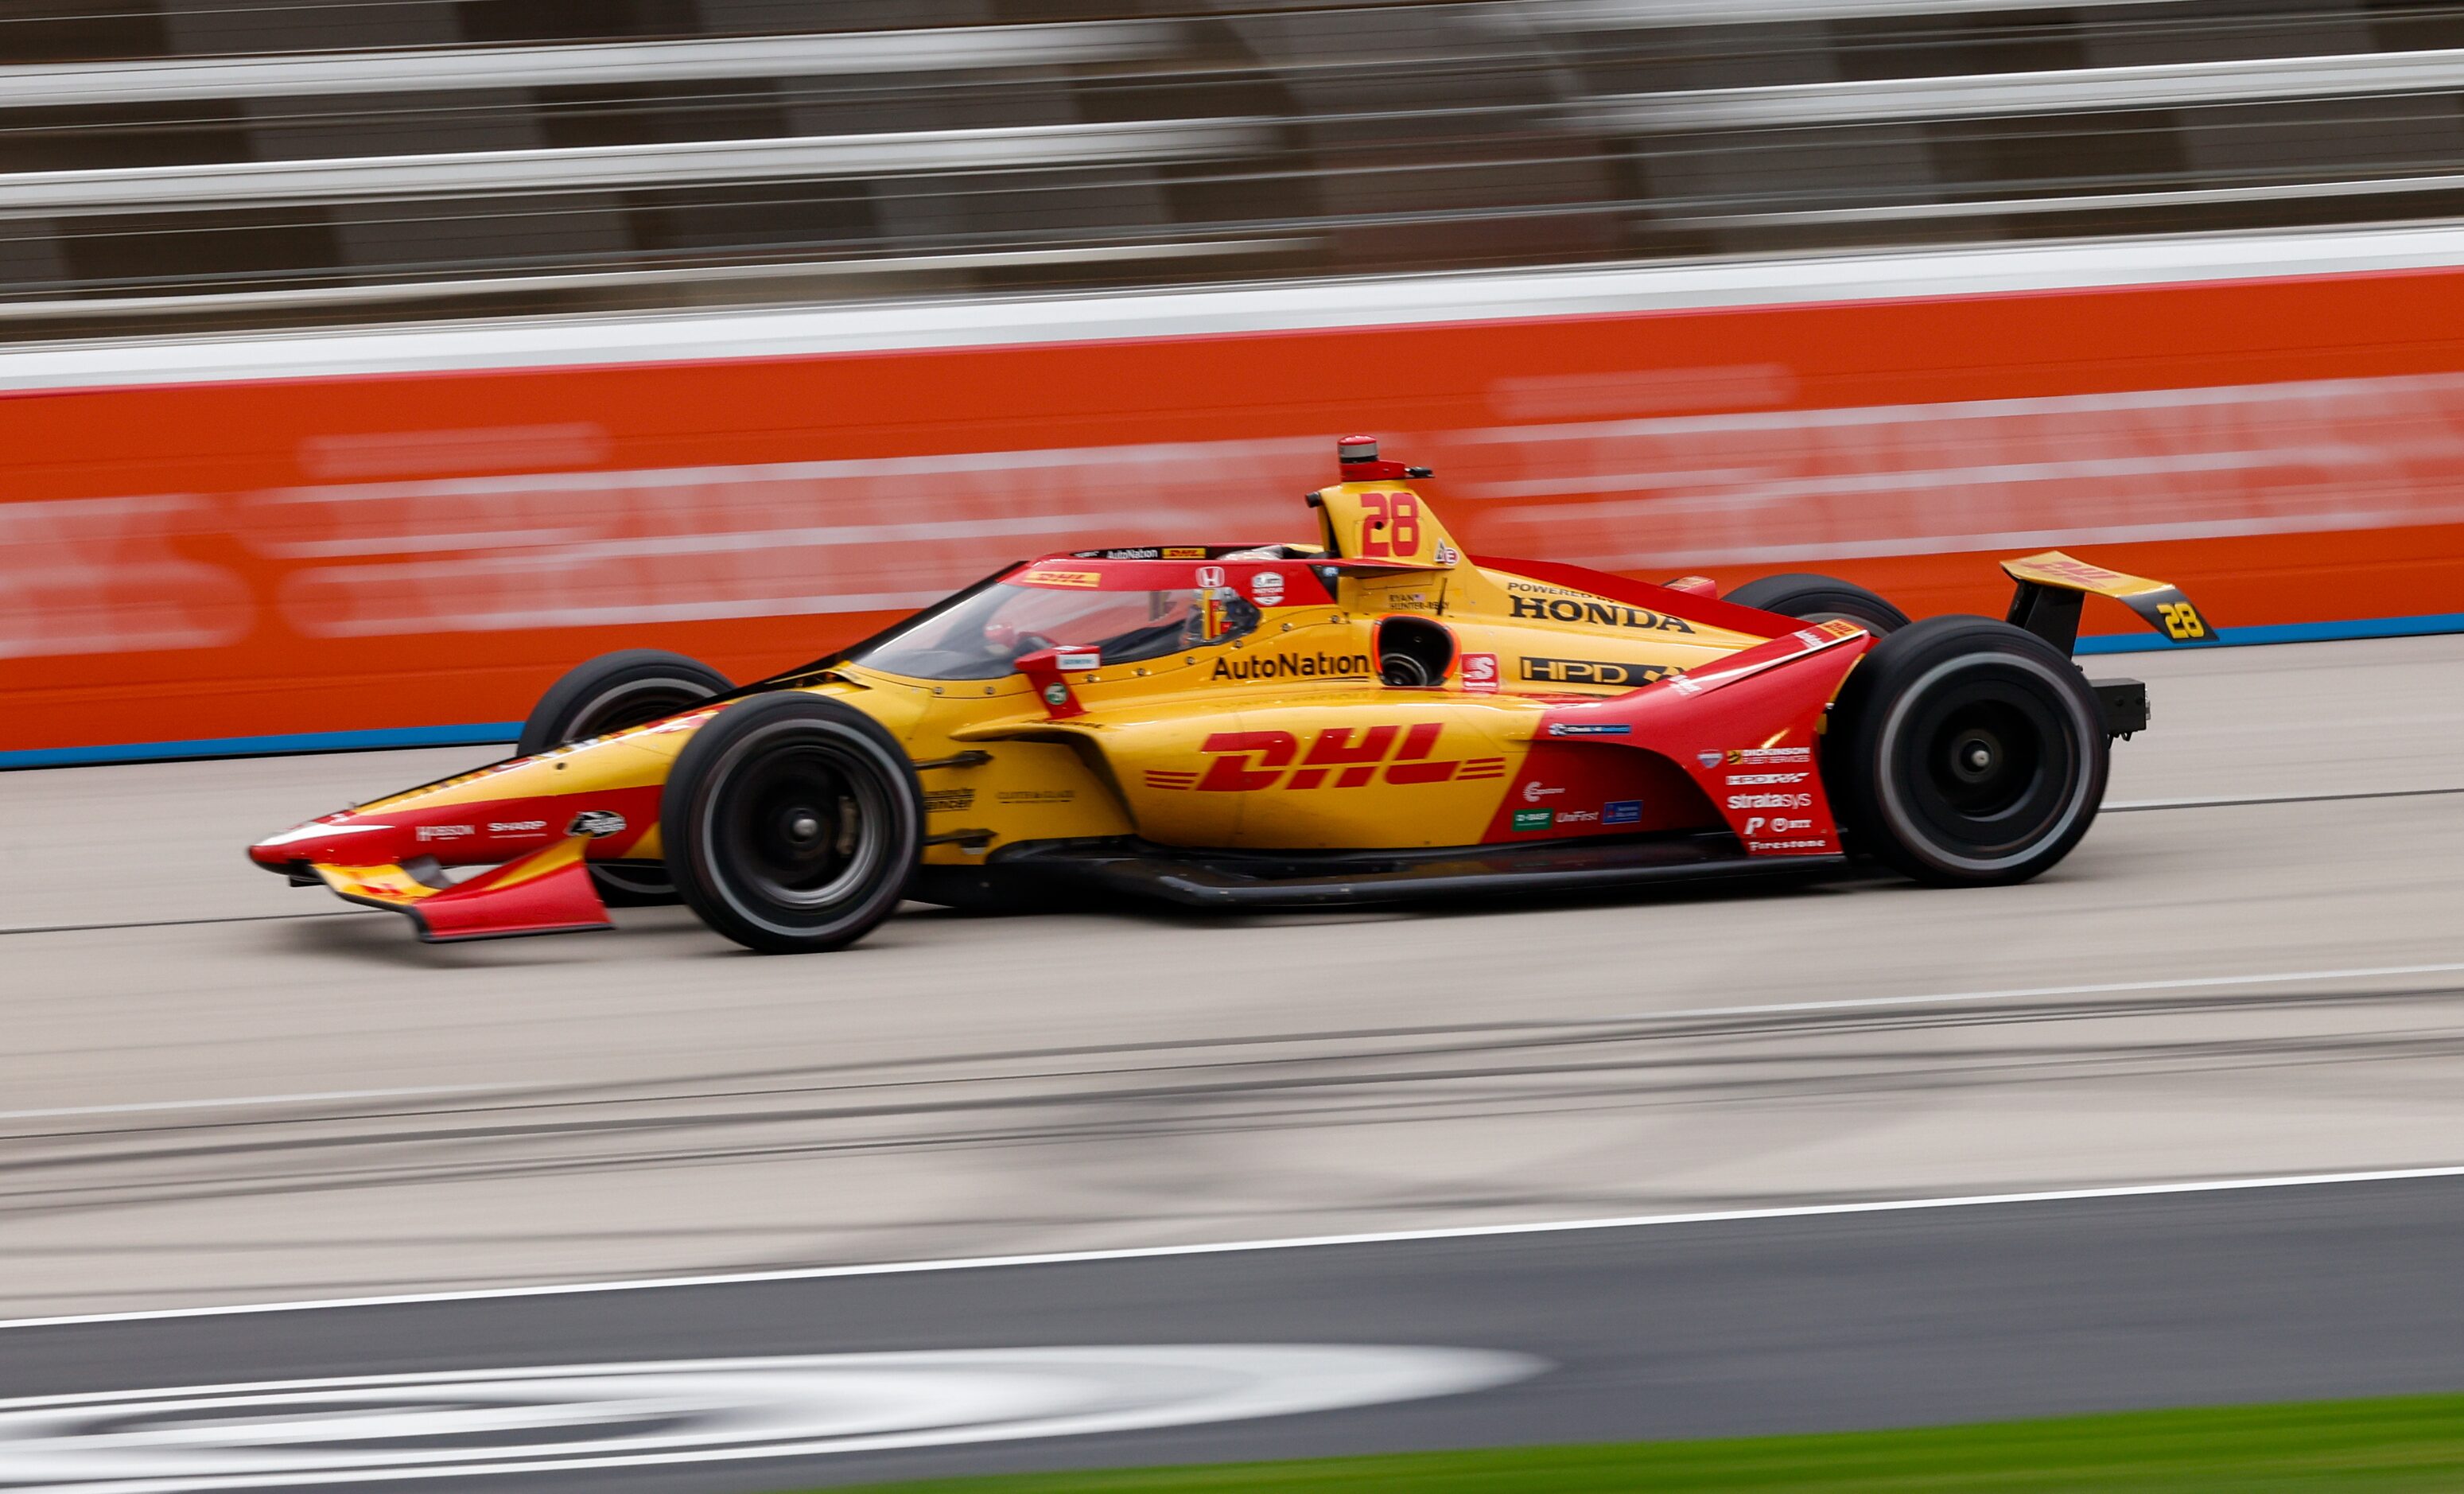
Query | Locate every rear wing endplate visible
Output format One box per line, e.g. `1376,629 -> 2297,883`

2001,551 -> 2217,654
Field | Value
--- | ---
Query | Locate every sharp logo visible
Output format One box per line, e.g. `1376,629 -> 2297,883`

1521,656 -> 1673,687
1179,726 -> 1479,791
1508,595 -> 1695,633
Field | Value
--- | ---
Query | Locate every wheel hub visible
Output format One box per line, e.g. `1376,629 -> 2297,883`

713,737 -> 886,910
1924,699 -> 2042,819
1949,729 -> 2003,784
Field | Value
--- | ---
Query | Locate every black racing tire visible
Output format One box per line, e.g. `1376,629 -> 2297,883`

663,692 -> 923,954
519,649 -> 732,906
1825,615 -> 2108,886
1726,574 -> 1911,635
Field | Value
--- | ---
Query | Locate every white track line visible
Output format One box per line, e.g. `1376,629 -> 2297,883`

0,1085 -> 515,1123
1647,959 -> 2464,1022
11,1161 -> 2464,1333
2106,785 -> 2464,811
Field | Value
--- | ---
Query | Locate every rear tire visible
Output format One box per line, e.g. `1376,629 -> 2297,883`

519,649 -> 732,906
663,693 -> 922,954
1825,615 -> 2106,885
1728,574 -> 1910,635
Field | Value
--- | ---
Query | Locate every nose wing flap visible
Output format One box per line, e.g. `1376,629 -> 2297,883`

313,835 -> 612,943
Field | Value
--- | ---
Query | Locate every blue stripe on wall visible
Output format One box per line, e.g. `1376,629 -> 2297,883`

0,722 -> 520,771
10,609 -> 2464,768
2074,611 -> 2464,654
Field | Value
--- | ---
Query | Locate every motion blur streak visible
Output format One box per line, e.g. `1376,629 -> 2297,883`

36,367 -> 2453,653
3,636 -> 2462,1320
11,254 -> 2464,755
0,1348 -> 1541,1489
9,1 -> 2464,757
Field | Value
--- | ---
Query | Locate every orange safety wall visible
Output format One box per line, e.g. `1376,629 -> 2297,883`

9,263 -> 2464,756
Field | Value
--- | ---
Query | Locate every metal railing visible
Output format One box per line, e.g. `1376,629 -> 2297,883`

0,0 -> 2461,337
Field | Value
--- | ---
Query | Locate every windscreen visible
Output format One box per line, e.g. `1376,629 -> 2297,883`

849,580 -> 1260,681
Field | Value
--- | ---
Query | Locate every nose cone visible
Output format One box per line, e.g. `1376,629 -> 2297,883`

248,812 -> 407,871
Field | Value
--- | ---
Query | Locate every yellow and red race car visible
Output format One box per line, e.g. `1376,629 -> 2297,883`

250,437 -> 2213,953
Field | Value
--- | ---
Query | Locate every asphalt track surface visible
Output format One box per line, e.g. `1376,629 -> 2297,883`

7,634 -> 2464,1484
6,1176 -> 2464,1492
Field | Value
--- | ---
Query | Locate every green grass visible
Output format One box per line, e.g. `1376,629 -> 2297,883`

799,1393 -> 2464,1492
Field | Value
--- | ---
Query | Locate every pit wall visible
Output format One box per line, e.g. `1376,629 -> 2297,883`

10,234 -> 2464,765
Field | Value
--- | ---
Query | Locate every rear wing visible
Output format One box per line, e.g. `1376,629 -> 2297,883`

2002,552 -> 2217,653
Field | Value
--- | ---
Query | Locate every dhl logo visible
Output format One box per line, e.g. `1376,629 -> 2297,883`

2027,558 -> 2125,585
1017,567 -> 1102,589
1148,726 -> 1506,792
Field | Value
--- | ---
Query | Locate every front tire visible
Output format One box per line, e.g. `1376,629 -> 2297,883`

1728,574 -> 1910,635
519,649 -> 733,906
663,693 -> 923,954
1825,615 -> 2107,885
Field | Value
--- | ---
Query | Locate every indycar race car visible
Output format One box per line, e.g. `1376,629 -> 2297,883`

250,436 -> 2214,953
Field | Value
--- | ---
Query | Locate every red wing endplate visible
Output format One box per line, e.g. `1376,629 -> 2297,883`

316,835 -> 612,943
1536,621 -> 1875,857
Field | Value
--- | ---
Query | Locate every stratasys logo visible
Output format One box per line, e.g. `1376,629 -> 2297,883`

1211,652 -> 1372,682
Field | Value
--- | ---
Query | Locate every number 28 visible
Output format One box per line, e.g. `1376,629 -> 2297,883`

1357,492 -> 1421,558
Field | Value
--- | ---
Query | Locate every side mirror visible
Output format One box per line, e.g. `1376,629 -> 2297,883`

1015,645 -> 1101,719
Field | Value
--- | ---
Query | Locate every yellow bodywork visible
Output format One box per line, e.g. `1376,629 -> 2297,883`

306,477 -> 1776,869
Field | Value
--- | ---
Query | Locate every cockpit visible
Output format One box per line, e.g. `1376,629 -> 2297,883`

848,575 -> 1263,681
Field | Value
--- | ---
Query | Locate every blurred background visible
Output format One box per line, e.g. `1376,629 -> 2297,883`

15,11 -> 2464,1487
6,0 -> 2464,333
6,0 -> 2464,761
